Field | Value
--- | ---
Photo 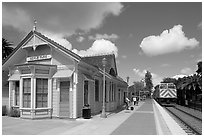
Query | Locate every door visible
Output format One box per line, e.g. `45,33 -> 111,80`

59,81 -> 70,117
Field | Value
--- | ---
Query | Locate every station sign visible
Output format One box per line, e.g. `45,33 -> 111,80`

27,54 -> 52,62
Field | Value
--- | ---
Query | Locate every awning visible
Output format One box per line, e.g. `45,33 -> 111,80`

8,73 -> 20,81
83,74 -> 94,81
53,69 -> 74,78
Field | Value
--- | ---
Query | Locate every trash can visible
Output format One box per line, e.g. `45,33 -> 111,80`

82,106 -> 91,119
130,106 -> 134,110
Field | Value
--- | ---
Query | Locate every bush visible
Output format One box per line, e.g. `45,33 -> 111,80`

2,106 -> 7,116
8,107 -> 20,117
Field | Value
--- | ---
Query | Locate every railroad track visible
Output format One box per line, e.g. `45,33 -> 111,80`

165,107 -> 202,135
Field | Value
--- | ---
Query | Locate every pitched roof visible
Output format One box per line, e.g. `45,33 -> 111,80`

2,30 -> 81,65
34,31 -> 81,61
81,54 -> 118,76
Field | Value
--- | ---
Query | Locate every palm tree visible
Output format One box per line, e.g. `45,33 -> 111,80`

2,38 -> 14,61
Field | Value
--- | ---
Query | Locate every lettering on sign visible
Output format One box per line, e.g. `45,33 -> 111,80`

27,55 -> 52,62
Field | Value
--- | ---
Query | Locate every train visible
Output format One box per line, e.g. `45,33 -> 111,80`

153,83 -> 177,106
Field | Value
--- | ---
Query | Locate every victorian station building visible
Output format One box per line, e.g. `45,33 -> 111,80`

2,27 -> 128,119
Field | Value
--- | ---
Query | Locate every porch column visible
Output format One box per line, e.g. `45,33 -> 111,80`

72,70 -> 78,118
48,78 -> 52,118
31,76 -> 35,119
8,81 -> 12,111
19,78 -> 23,116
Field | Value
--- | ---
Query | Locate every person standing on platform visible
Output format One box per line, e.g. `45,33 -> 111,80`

133,96 -> 136,106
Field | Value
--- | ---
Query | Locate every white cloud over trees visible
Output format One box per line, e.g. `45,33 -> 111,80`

139,25 -> 199,56
133,68 -> 163,85
72,39 -> 118,57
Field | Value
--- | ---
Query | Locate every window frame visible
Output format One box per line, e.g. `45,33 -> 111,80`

36,78 -> 48,108
14,81 -> 20,106
83,80 -> 89,106
22,78 -> 31,108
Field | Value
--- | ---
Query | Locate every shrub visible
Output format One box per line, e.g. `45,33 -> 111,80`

8,107 -> 20,117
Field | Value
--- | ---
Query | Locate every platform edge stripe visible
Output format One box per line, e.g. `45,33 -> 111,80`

153,102 -> 164,135
153,99 -> 188,135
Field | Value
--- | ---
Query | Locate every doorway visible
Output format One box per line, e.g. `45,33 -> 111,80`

59,81 -> 70,117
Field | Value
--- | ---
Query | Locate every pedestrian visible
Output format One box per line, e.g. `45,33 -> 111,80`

125,97 -> 130,110
136,96 -> 139,106
133,96 -> 136,105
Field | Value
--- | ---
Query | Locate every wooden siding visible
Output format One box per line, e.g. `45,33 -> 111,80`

52,49 -> 74,66
76,71 -> 84,117
52,78 -> 59,117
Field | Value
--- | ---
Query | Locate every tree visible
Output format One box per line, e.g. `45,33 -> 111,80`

162,77 -> 177,85
144,71 -> 153,96
133,81 -> 145,96
196,61 -> 202,76
2,38 -> 14,61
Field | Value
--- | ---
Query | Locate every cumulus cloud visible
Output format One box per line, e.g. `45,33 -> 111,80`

2,3 -> 123,35
133,69 -> 147,78
180,67 -> 194,75
140,25 -> 199,56
133,68 -> 163,85
72,39 -> 118,57
42,30 -> 72,50
89,33 -> 119,42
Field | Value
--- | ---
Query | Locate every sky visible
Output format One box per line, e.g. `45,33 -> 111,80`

2,2 -> 202,86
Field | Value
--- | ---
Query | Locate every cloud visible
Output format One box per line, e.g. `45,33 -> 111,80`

42,30 -> 72,50
180,67 -> 194,75
72,39 -> 118,57
76,36 -> 85,42
133,69 -> 163,85
133,69 -> 147,78
139,25 -> 199,56
2,3 -> 124,35
2,4 -> 32,32
89,33 -> 119,42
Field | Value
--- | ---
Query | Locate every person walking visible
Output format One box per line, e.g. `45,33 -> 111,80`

125,97 -> 130,110
136,96 -> 139,106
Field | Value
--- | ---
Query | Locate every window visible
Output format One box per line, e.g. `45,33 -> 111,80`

168,83 -> 176,89
84,80 -> 89,105
36,78 -> 48,108
160,83 -> 167,89
15,81 -> 20,106
23,78 -> 31,108
95,79 -> 99,102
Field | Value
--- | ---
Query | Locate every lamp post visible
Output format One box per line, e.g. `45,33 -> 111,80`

101,58 -> 107,118
126,76 -> 129,98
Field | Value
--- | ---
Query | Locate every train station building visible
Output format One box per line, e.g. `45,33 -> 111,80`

2,29 -> 128,119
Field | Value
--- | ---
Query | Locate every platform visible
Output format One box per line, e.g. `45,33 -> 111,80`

2,99 -> 188,135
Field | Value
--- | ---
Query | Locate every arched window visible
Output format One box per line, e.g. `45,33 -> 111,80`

109,68 -> 116,77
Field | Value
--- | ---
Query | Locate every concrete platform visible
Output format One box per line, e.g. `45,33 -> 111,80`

2,99 -> 188,135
